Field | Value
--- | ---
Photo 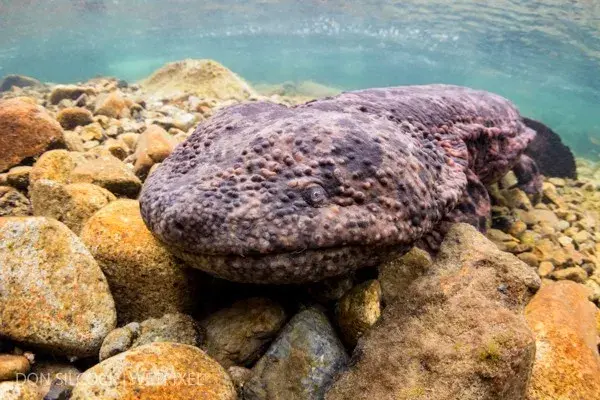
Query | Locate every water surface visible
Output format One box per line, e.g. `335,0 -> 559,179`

1,0 -> 599,157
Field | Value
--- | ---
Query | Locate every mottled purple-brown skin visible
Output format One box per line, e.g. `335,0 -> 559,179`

140,85 -> 539,284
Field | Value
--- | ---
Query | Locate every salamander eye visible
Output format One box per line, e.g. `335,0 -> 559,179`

302,184 -> 328,207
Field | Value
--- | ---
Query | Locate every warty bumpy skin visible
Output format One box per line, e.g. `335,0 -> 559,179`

139,84 -> 539,284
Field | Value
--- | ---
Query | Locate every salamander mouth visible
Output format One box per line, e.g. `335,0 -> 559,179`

169,243 -> 409,284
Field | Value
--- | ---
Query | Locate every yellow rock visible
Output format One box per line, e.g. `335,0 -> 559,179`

30,181 -> 115,234
30,149 -> 141,198
140,59 -> 256,101
336,280 -> 382,346
71,342 -> 237,400
80,199 -> 199,324
0,381 -> 41,400
0,355 -> 30,381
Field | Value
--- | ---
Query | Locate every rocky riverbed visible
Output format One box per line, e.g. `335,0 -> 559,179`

0,60 -> 599,400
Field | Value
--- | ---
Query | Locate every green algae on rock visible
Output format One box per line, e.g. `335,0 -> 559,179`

0,217 -> 116,358
335,279 -> 382,347
326,224 -> 540,400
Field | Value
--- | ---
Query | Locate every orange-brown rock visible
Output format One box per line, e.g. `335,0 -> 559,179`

94,92 -> 131,119
80,200 -> 199,324
133,124 -> 177,178
525,281 -> 600,400
0,98 -> 64,172
71,342 -> 237,400
56,107 -> 93,130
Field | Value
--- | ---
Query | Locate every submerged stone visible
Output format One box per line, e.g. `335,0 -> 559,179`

0,217 -> 116,358
71,342 -> 237,400
326,224 -> 540,400
244,307 -> 348,400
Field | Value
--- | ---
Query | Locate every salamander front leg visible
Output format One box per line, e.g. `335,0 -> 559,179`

512,154 -> 543,204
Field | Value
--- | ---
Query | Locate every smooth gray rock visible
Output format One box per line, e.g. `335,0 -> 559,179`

244,307 -> 348,400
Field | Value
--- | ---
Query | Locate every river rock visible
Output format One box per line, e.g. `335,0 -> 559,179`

0,355 -> 30,381
0,186 -> 31,216
0,217 -> 116,357
29,361 -> 80,399
228,366 -> 253,396
49,85 -> 95,105
55,107 -> 93,130
71,342 -> 237,400
244,307 -> 348,400
30,181 -> 115,234
62,131 -> 85,152
0,98 -> 64,172
550,266 -> 588,283
94,92 -> 131,119
525,281 -> 600,399
201,298 -> 286,368
99,313 -> 202,361
140,59 -> 257,101
0,381 -> 41,400
6,166 -> 32,190
326,223 -> 540,400
132,124 -> 177,178
68,150 -> 141,197
80,199 -> 199,324
516,209 -> 561,229
0,75 -> 41,92
29,149 -> 141,199
335,280 -> 382,346
378,246 -> 432,304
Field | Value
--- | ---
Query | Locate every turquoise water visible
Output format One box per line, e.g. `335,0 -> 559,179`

1,0 -> 599,157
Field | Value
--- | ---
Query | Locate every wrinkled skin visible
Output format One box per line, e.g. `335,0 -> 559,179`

140,85 -> 540,284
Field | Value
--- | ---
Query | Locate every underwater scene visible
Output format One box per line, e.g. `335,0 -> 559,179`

1,1 -> 600,399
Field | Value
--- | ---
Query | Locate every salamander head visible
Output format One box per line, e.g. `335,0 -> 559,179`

140,101 -> 465,283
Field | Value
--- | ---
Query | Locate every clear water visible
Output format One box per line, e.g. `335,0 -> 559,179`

1,0 -> 599,158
